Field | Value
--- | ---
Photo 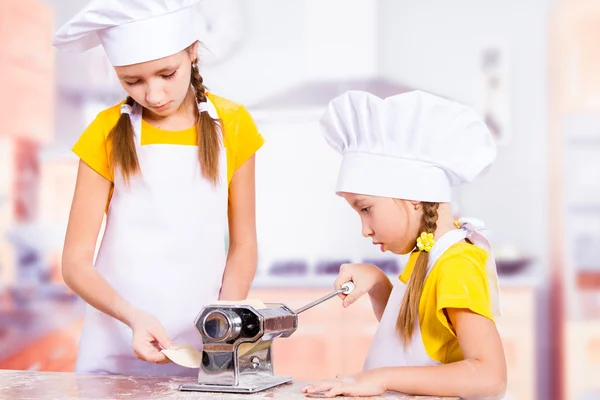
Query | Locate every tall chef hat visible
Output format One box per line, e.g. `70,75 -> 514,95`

320,90 -> 496,202
53,0 -> 202,66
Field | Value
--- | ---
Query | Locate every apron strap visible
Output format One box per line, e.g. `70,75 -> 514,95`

129,94 -> 222,147
130,102 -> 143,146
425,218 -> 502,317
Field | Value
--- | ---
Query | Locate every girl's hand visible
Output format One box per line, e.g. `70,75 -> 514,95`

129,310 -> 174,364
302,370 -> 387,397
334,263 -> 385,307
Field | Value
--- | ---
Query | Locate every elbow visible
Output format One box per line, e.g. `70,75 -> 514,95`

494,370 -> 508,399
462,381 -> 506,400
461,362 -> 507,400
488,360 -> 508,400
61,253 -> 81,290
480,375 -> 507,400
482,377 -> 507,400
61,258 -> 74,289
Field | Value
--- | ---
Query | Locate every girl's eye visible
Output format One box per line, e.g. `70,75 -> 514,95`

361,207 -> 371,213
124,80 -> 141,86
163,71 -> 176,80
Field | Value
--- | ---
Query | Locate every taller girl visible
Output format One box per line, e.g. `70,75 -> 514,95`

54,0 -> 263,376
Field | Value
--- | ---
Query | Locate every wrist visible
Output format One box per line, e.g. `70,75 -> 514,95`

116,300 -> 140,328
379,367 -> 393,392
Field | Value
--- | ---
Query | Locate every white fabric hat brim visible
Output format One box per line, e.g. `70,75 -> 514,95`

335,152 -> 452,202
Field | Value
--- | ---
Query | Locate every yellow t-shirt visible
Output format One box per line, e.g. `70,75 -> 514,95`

399,242 -> 494,364
72,93 -> 264,210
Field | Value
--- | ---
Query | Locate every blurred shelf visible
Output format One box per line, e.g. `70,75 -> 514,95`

567,204 -> 600,213
566,137 -> 600,146
577,271 -> 600,290
58,87 -> 125,106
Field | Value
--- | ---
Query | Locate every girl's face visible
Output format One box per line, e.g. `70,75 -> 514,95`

342,192 -> 422,255
113,42 -> 198,118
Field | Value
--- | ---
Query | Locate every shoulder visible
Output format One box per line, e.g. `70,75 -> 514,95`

86,99 -> 126,134
208,93 -> 263,169
434,242 -> 489,278
207,93 -> 247,120
430,242 -> 494,324
207,93 -> 259,135
208,92 -> 261,138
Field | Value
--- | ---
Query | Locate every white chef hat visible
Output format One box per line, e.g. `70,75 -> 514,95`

53,0 -> 202,66
320,90 -> 496,203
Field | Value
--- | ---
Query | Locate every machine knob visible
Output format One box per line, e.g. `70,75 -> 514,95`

341,281 -> 355,295
202,310 -> 242,342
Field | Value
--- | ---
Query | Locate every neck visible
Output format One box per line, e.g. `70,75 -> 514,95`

433,203 -> 458,240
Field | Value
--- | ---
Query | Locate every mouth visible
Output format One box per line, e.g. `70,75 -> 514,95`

151,101 -> 171,111
373,242 -> 385,252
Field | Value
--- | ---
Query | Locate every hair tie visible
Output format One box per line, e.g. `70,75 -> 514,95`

416,232 -> 435,252
120,104 -> 132,115
198,102 -> 209,113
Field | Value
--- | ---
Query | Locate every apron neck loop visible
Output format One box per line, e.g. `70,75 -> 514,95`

128,97 -> 219,147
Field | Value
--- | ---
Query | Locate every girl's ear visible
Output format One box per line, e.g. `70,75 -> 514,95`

187,41 -> 200,61
409,200 -> 421,210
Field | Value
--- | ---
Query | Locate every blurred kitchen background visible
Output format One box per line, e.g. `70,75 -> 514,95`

0,0 -> 599,399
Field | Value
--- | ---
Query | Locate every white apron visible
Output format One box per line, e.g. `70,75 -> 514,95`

75,99 -> 228,376
363,218 -> 502,370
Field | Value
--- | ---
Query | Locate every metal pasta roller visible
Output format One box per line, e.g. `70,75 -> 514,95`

179,281 -> 355,394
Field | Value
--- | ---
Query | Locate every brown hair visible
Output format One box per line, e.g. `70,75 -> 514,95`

395,202 -> 439,345
108,61 -> 222,185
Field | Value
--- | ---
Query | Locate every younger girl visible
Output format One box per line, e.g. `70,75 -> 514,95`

303,90 -> 507,398
54,0 -> 263,376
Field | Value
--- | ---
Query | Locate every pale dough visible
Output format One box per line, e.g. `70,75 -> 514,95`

161,344 -> 202,368
162,299 -> 268,368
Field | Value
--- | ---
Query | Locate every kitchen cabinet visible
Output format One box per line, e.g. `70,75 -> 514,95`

565,320 -> 600,400
494,288 -> 537,400
0,319 -> 82,372
0,64 -> 54,144
0,0 -> 54,73
38,158 -> 79,282
0,298 -> 84,372
0,0 -> 54,144
0,0 -> 54,288
549,2 -> 600,398
0,139 -> 15,286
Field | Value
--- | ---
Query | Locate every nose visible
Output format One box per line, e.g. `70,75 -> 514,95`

361,220 -> 373,238
145,81 -> 165,105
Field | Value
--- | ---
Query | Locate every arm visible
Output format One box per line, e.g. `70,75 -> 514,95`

335,264 -> 393,321
62,161 -> 172,362
218,155 -> 258,300
62,160 -> 137,327
304,308 -> 507,398
367,273 -> 393,321
381,308 -> 507,399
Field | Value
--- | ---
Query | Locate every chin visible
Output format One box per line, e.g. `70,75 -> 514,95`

151,106 -> 176,117
390,244 -> 414,255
